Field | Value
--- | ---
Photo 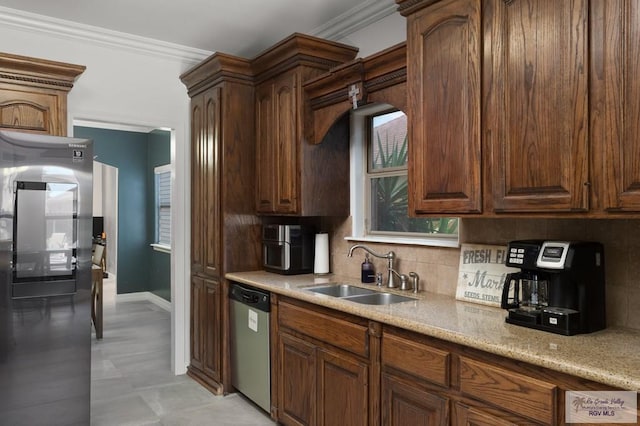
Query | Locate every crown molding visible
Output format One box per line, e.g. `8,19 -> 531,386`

312,0 -> 398,42
0,6 -> 212,65
0,1 -> 397,65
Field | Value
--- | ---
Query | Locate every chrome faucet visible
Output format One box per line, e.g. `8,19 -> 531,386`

347,244 -> 399,288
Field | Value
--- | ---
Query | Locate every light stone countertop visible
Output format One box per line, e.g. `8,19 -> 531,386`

226,270 -> 640,390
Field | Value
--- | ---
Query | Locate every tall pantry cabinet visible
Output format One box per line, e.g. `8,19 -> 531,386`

180,53 -> 261,394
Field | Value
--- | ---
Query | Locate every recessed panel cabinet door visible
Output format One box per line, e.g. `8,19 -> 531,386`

203,88 -> 221,276
317,349 -> 368,426
484,0 -> 589,212
0,90 -> 60,135
190,95 -> 204,274
273,71 -> 299,214
278,333 -> 316,426
256,82 -> 275,213
407,0 -> 482,214
202,278 -> 221,383
595,0 -> 640,211
190,88 -> 221,276
382,372 -> 449,426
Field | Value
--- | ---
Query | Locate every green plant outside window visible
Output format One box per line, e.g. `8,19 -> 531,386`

368,111 -> 458,236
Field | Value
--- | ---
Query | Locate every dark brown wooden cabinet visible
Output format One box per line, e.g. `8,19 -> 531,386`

255,70 -> 300,214
484,0 -> 590,213
398,0 -> 640,217
278,333 -> 316,426
189,276 -> 221,385
275,298 -> 376,426
317,348 -> 369,426
190,87 -> 221,278
0,52 -> 85,136
181,53 -> 261,394
252,34 -> 358,216
593,0 -> 640,212
403,0 -> 482,215
382,372 -> 450,426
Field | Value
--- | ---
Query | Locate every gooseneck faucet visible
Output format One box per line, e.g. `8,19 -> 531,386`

348,244 -> 399,288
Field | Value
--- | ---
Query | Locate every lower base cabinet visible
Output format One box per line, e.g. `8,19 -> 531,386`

317,348 -> 369,426
187,276 -> 222,394
276,298 -> 373,426
272,298 -> 626,425
382,372 -> 449,426
278,333 -> 316,426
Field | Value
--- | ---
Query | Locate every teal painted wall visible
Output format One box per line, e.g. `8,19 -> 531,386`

73,126 -> 171,300
147,130 -> 171,301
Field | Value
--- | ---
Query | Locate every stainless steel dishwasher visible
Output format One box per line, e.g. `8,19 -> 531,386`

229,282 -> 271,413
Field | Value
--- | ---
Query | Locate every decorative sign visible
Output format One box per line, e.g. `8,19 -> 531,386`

456,243 -> 519,307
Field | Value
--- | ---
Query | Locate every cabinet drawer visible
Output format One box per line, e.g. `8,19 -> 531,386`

382,332 -> 450,387
459,357 -> 556,424
278,301 -> 368,357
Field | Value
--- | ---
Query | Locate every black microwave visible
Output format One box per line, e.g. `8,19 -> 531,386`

262,224 -> 314,275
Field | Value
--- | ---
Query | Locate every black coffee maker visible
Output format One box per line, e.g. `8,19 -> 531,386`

500,240 -> 606,335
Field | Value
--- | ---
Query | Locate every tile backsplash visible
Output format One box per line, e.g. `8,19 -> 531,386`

322,217 -> 639,331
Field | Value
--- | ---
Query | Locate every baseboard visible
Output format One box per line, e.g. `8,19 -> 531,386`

116,291 -> 171,312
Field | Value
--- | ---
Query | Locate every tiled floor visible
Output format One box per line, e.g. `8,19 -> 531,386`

90,277 -> 275,426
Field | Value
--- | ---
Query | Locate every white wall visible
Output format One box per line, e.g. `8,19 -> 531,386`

337,12 -> 406,57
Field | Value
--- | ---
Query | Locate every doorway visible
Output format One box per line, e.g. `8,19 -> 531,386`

93,161 -> 118,278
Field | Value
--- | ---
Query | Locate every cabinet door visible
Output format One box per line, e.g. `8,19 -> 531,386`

272,71 -> 299,214
190,275 -> 205,371
452,401 -> 521,426
256,72 -> 299,215
317,348 -> 368,426
191,88 -> 221,275
0,89 -> 62,135
407,0 -> 482,214
189,276 -> 221,383
190,94 -> 205,274
278,333 -> 316,426
202,278 -> 221,382
484,0 -> 589,212
594,0 -> 640,211
381,372 -> 449,426
256,82 -> 276,213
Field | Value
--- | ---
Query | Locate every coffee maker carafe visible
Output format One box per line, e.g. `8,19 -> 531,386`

500,240 -> 606,335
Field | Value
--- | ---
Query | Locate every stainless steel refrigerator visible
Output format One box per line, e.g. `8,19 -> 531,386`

0,130 -> 93,426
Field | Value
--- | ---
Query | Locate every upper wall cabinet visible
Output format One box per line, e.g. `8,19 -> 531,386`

483,0 -> 589,213
0,52 -> 85,136
398,0 -> 640,217
252,34 -> 358,216
399,0 -> 482,215
593,0 -> 640,213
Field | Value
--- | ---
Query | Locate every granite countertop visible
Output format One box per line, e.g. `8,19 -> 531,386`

226,270 -> 640,390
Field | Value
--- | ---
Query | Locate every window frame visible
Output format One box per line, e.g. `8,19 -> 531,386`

152,164 -> 171,253
348,104 -> 459,248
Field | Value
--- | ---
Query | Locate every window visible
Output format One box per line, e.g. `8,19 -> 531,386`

154,165 -> 171,251
349,105 -> 458,247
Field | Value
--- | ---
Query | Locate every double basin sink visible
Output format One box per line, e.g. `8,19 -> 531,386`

305,284 -> 416,305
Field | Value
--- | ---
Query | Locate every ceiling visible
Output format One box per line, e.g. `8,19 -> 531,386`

0,0 -> 395,57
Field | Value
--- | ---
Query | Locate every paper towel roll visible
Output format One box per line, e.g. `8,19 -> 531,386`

314,233 -> 330,275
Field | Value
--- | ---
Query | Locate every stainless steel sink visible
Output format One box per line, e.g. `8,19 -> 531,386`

306,284 -> 377,297
345,292 -> 416,305
306,284 -> 416,305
